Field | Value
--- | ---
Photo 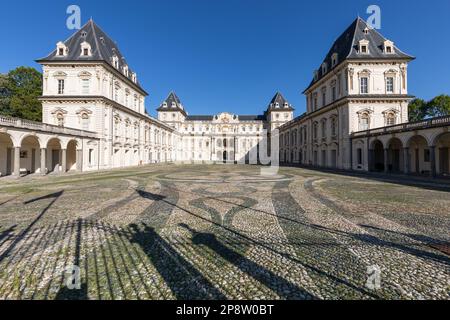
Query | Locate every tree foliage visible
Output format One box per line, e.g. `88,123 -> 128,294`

409,95 -> 450,122
0,67 -> 42,121
427,95 -> 450,118
408,98 -> 427,122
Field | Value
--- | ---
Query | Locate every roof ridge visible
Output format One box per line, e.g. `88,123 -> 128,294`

346,17 -> 360,59
89,19 -> 104,61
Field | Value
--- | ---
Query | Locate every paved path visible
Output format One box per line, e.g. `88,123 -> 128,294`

0,164 -> 448,299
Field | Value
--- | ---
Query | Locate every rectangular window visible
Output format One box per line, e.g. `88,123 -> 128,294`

322,92 -> 326,106
386,77 -> 394,93
359,117 -> 369,131
58,48 -> 64,56
360,77 -> 368,94
357,148 -> 363,165
58,79 -> 65,94
81,79 -> 90,94
332,86 -> 336,101
83,48 -> 89,56
424,149 -> 430,162
88,149 -> 93,165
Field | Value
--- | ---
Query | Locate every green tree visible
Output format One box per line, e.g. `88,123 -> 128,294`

7,67 -> 42,121
408,98 -> 427,122
0,73 -> 12,116
426,95 -> 450,118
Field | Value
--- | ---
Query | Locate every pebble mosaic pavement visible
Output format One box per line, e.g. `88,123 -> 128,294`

0,164 -> 448,300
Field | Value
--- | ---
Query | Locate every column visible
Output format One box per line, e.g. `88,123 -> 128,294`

76,149 -> 83,171
430,146 -> 436,177
368,149 -> 374,172
403,147 -> 410,174
61,149 -> 67,173
40,148 -> 47,175
384,148 -> 389,173
13,147 -> 20,176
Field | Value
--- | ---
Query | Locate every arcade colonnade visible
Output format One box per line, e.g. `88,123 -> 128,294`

351,116 -> 450,177
0,117 -> 99,177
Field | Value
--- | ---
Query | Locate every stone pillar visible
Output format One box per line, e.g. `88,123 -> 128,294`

384,148 -> 389,173
61,149 -> 67,173
368,149 -> 374,172
76,150 -> 83,171
403,147 -> 410,174
430,146 -> 436,177
40,148 -> 47,175
13,147 -> 20,176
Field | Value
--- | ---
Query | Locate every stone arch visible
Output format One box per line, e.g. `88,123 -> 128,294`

329,142 -> 339,168
433,132 -> 450,176
386,137 -> 403,172
407,135 -> 430,175
47,137 -> 62,173
370,139 -> 385,172
19,133 -> 43,148
0,132 -> 15,176
20,135 -> 42,174
66,140 -> 78,171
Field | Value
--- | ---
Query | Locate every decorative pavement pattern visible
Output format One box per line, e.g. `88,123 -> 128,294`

0,164 -> 449,300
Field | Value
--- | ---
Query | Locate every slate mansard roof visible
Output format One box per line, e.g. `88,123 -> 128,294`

157,92 -> 296,122
37,19 -> 147,94
266,92 -> 294,112
304,17 -> 414,93
157,91 -> 188,116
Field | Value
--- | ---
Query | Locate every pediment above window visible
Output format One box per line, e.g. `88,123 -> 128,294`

53,71 -> 68,78
51,108 -> 68,115
382,108 -> 399,115
358,69 -> 371,77
78,71 -> 92,78
357,108 -> 374,115
76,108 -> 93,115
384,69 -> 398,76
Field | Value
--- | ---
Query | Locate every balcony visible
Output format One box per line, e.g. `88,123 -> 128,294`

0,115 -> 98,138
351,115 -> 450,138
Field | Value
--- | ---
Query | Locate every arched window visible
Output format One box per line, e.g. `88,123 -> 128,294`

331,117 -> 338,136
359,113 -> 370,131
223,139 -> 227,148
56,113 -> 65,127
313,122 -> 318,140
386,113 -> 396,126
81,113 -> 90,130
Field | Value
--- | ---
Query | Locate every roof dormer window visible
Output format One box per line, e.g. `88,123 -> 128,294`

359,40 -> 370,54
322,62 -> 328,75
80,41 -> 92,57
56,42 -> 67,57
123,65 -> 129,77
331,53 -> 338,67
384,40 -> 395,54
112,55 -> 119,69
275,102 -> 280,108
314,70 -> 319,81
131,73 -> 137,83
363,27 -> 369,35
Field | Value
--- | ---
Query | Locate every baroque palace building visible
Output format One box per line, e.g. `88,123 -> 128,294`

0,18 -> 449,177
278,18 -> 450,177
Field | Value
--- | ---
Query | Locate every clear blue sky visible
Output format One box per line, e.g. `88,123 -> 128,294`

1,0 -> 449,117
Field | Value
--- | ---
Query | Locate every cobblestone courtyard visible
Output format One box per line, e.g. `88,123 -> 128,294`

0,164 -> 448,300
